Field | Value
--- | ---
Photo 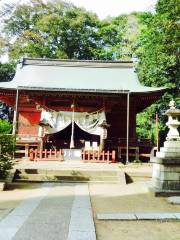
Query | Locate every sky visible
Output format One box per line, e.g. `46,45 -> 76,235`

0,0 -> 158,19
66,0 -> 157,19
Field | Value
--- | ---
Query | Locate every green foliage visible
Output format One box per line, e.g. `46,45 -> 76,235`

96,15 -> 127,60
1,0 -> 132,61
3,0 -> 103,60
0,62 -> 16,82
135,0 -> 180,141
0,119 -> 12,134
136,104 -> 165,144
0,37 -> 6,56
0,134 -> 15,179
136,0 -> 180,90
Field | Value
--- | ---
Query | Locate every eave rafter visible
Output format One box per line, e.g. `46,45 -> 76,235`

135,92 -> 163,112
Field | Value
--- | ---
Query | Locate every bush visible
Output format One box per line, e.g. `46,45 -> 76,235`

0,119 -> 12,134
0,134 -> 15,179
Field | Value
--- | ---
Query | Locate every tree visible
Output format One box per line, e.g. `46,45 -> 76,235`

135,0 -> 180,142
136,0 -> 180,90
0,62 -> 15,82
2,0 -> 102,60
0,118 -> 14,180
1,0 -> 132,61
0,134 -> 15,179
96,15 -> 127,60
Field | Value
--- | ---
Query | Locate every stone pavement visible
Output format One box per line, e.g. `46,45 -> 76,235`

67,184 -> 96,240
97,212 -> 180,220
0,183 -> 96,240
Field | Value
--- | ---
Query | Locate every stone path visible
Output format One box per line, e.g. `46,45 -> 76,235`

0,183 -> 96,240
0,183 -> 52,240
67,184 -> 96,240
97,212 -> 180,221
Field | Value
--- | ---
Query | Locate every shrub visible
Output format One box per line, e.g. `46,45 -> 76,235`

0,119 -> 12,133
0,134 -> 15,179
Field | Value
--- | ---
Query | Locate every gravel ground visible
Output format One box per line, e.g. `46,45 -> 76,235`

89,164 -> 180,240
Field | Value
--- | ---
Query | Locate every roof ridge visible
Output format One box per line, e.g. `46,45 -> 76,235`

21,57 -> 134,68
21,57 -> 133,64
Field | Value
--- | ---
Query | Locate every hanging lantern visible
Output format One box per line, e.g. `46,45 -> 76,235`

98,120 -> 110,129
39,119 -> 50,127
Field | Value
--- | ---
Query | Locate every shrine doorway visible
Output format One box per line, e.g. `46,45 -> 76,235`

44,123 -> 100,150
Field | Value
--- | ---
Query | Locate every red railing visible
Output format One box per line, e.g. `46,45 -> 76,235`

29,149 -> 116,163
29,149 -> 64,161
82,150 -> 116,163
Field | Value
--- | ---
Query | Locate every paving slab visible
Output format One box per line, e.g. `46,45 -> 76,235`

1,182 -> 96,240
97,213 -> 137,220
67,183 -> 96,240
68,230 -> 96,240
97,212 -> 180,221
13,183 -> 74,240
0,208 -> 13,221
0,183 -> 52,240
135,213 -> 177,220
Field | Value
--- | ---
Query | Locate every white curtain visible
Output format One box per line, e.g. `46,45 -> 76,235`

39,110 -> 106,138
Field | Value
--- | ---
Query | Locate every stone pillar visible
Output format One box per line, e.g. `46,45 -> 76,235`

150,100 -> 180,196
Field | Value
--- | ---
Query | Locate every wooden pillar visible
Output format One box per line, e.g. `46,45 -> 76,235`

12,88 -> 19,135
99,128 -> 107,151
126,92 -> 130,164
99,137 -> 104,151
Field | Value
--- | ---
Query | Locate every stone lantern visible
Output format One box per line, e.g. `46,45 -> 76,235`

165,100 -> 180,141
150,100 -> 180,196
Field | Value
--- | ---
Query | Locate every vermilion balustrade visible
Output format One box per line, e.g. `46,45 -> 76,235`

81,150 -> 116,163
29,148 -> 116,163
29,148 -> 64,161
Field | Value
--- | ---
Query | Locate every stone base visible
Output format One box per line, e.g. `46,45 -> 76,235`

63,149 -> 82,161
149,186 -> 180,197
156,140 -> 180,158
0,182 -> 6,191
150,156 -> 180,194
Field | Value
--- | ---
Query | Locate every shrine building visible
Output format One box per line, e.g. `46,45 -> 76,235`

0,58 -> 165,162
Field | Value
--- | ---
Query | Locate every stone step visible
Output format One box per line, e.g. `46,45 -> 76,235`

16,168 -> 120,176
15,174 -> 121,182
14,168 -> 126,183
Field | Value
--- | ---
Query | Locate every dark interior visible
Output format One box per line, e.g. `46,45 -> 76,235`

44,123 -> 100,149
